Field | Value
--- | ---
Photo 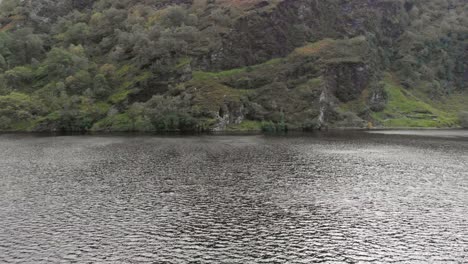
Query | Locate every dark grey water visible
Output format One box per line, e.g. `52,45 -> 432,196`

0,131 -> 467,263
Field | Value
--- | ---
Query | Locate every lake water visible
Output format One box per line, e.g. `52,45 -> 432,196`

0,131 -> 467,263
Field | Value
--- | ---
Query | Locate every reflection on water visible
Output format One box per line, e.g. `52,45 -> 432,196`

0,132 -> 467,263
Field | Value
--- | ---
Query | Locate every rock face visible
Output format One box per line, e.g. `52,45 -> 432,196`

196,0 -> 409,129
368,83 -> 387,112
213,102 -> 245,131
205,0 -> 406,70
315,62 -> 371,127
326,62 -> 370,103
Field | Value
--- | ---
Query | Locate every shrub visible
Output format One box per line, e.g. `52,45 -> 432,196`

261,120 -> 288,133
261,121 -> 276,132
0,116 -> 12,130
145,95 -> 199,132
459,111 -> 468,128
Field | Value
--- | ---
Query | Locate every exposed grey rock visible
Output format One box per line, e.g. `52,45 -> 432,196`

368,83 -> 388,112
213,101 -> 245,131
203,0 -> 407,70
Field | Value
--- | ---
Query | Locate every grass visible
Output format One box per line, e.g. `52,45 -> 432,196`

109,89 -> 133,104
192,68 -> 247,81
291,36 -> 367,64
192,58 -> 282,81
116,64 -> 136,78
371,74 -> 458,128
291,39 -> 334,57
176,57 -> 192,68
109,70 -> 152,104
226,120 -> 263,131
339,73 -> 468,128
293,77 -> 324,99
188,79 -> 251,112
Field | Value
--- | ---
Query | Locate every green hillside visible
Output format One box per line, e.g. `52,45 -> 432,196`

0,0 -> 466,132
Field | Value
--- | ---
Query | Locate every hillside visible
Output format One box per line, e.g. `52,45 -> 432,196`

0,0 -> 466,132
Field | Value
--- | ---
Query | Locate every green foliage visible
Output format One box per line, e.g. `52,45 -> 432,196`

0,28 -> 45,67
226,120 -> 262,132
91,113 -> 154,132
371,75 -> 458,128
0,0 -> 465,131
4,66 -> 34,90
144,95 -> 198,131
291,37 -> 368,64
193,68 -> 247,81
459,112 -> 468,128
56,22 -> 90,45
260,113 -> 288,132
43,45 -> 90,80
128,103 -> 145,130
395,0 -> 468,92
0,0 -> 21,15
0,92 -> 45,130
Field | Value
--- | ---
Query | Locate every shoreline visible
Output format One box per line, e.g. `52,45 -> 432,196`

1,128 -> 466,137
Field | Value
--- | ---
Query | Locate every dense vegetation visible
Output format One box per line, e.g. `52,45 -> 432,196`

0,0 -> 466,132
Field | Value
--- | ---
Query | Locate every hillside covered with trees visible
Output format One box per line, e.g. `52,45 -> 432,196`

0,0 -> 466,132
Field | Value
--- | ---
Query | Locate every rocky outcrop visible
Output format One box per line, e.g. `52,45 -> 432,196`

315,61 -> 372,127
368,83 -> 387,112
326,62 -> 370,103
204,0 -> 407,70
213,101 -> 245,131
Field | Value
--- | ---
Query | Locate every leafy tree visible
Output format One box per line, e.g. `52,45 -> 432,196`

65,70 -> 93,94
145,95 -> 197,131
6,28 -> 45,66
0,0 -> 22,16
92,74 -> 110,98
0,92 -> 46,129
59,22 -> 90,45
43,45 -> 90,80
4,66 -> 34,90
128,102 -> 145,130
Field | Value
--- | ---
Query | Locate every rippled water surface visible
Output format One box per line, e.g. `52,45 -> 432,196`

0,131 -> 467,263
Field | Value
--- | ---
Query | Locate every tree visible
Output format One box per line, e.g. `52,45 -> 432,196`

65,70 -> 92,94
128,102 -> 145,130
162,6 -> 188,28
0,0 -> 22,16
4,66 -> 34,90
92,74 -> 110,98
44,45 -> 90,79
7,28 -> 45,66
60,22 -> 90,45
144,95 -> 197,131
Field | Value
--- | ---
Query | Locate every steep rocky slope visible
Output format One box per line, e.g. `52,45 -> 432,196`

0,0 -> 466,132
